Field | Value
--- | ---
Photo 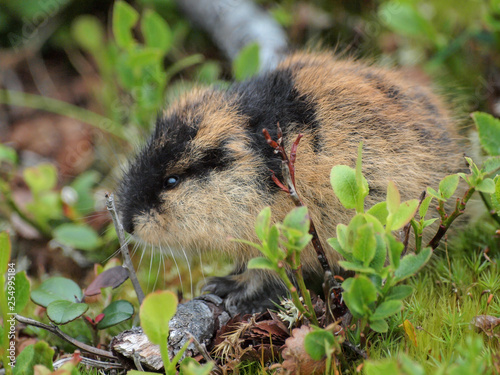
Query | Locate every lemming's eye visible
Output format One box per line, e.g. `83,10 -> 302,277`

164,175 -> 180,189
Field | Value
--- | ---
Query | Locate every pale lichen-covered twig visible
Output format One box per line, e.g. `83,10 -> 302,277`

105,192 -> 145,305
15,314 -> 119,361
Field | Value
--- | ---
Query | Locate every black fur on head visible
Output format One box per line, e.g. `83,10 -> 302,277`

116,106 -> 201,234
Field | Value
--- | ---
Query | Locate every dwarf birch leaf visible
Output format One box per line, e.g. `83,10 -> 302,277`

472,112 -> 500,156
390,200 -> 418,231
140,291 -> 177,345
439,174 -> 459,199
331,165 -> 358,210
386,181 -> 400,214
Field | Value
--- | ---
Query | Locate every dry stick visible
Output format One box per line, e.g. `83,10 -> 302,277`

15,315 -> 119,361
187,333 -> 222,374
427,187 -> 475,250
105,193 -> 145,305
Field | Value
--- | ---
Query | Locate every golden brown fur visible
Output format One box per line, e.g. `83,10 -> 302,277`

118,52 -> 465,315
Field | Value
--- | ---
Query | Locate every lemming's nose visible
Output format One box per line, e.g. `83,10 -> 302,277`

122,217 -> 134,234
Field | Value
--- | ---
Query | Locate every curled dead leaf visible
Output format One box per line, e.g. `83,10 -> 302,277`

282,325 -> 326,375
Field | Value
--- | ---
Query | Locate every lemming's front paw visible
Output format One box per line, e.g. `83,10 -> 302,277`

201,270 -> 287,316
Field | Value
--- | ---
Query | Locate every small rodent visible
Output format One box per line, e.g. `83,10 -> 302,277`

117,52 -> 463,315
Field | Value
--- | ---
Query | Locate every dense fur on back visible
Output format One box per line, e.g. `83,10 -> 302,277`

117,52 -> 464,315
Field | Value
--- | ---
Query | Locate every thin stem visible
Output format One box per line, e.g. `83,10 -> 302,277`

294,264 -> 319,325
479,191 -> 500,225
15,315 -> 118,360
105,193 -> 145,305
427,187 -> 475,250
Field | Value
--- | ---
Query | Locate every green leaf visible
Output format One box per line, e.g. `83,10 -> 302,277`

304,329 -> 336,361
364,359 -> 399,375
336,224 -> 348,251
472,112 -> 500,155
31,277 -> 83,307
338,261 -> 376,274
371,300 -> 403,320
196,61 -> 222,84
327,238 -> 352,261
180,357 -> 214,375
70,170 -> 99,215
140,291 -> 178,345
493,177 -> 500,212
423,218 -> 438,228
476,178 -> 495,194
97,300 -> 134,329
342,275 -> 377,317
370,234 -> 387,272
13,341 -> 54,375
0,231 -> 11,274
255,207 -> 271,241
47,300 -> 89,324
439,174 -> 459,199
426,187 -> 440,199
267,225 -> 281,259
367,202 -> 388,225
113,1 -> 139,49
0,144 -> 17,164
355,142 -> 369,207
233,42 -> 260,81
330,165 -> 359,210
248,257 -> 276,271
14,271 -> 30,313
482,156 -> 500,175
141,9 -> 172,52
379,2 -> 438,42
386,285 -> 414,301
390,200 -> 418,231
395,247 -> 432,282
386,181 -> 400,214
353,223 -> 376,266
53,223 -> 101,251
23,163 -> 57,196
369,318 -> 389,333
128,48 -> 162,67
71,15 -> 105,52
283,206 -> 309,235
419,196 -> 433,218
387,235 -> 403,269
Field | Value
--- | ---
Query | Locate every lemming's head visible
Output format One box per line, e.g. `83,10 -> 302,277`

116,88 -> 267,256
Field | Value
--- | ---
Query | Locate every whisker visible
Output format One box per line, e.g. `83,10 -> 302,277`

181,248 -> 193,298
167,244 -> 184,296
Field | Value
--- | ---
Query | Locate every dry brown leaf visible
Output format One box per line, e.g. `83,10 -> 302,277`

471,315 -> 500,337
282,325 -> 326,375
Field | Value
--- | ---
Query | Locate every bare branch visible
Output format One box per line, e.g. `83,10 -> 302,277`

15,315 -> 118,361
105,192 -> 145,305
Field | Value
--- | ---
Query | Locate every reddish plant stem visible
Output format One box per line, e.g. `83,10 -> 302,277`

262,126 -> 333,276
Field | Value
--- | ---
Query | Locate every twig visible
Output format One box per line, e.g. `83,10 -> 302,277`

262,125 -> 333,276
53,355 -> 124,370
341,340 -> 367,359
105,193 -> 145,305
15,315 -> 118,360
479,191 -> 500,226
427,187 -> 475,250
187,333 -> 221,373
